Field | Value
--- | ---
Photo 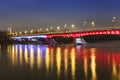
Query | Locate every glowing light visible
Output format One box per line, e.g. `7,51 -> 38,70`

11,34 -> 47,39
19,31 -> 22,35
30,29 -> 34,34
64,24 -> 67,28
71,24 -> 75,29
11,45 -> 15,65
111,31 -> 115,34
24,45 -> 28,64
112,59 -> 117,79
37,46 -> 42,69
83,21 -> 87,27
15,45 -> 18,65
19,45 -> 23,65
50,47 -> 54,70
56,47 -> 61,78
64,48 -> 68,75
107,31 -> 110,34
46,28 -> 49,32
30,45 -> 34,69
84,55 -> 88,77
50,26 -> 53,30
71,48 -> 76,80
116,31 -> 120,34
46,47 -> 50,73
57,26 -> 60,31
24,30 -> 27,34
90,52 -> 97,80
91,21 -> 95,27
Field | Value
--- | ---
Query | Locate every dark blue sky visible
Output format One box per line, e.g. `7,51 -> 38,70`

0,0 -> 120,31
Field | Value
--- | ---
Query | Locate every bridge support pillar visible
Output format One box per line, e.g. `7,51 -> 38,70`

75,37 -> 87,45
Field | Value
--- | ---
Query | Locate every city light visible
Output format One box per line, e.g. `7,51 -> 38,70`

91,21 -> 95,27
19,31 -> 22,35
112,17 -> 116,29
30,29 -> 34,34
57,26 -> 60,31
46,28 -> 49,32
24,30 -> 27,34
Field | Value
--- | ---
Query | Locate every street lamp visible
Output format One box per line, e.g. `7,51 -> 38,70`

40,28 -> 42,32
50,26 -> 53,32
19,31 -> 22,35
24,30 -> 27,34
71,24 -> 75,31
46,28 -> 49,32
83,21 -> 87,31
37,29 -> 40,33
91,21 -> 95,30
57,26 -> 60,32
112,17 -> 116,29
64,24 -> 67,32
30,29 -> 34,34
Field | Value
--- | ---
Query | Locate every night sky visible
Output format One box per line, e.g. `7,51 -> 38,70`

0,0 -> 120,31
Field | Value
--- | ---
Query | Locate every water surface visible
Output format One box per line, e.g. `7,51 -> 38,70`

0,41 -> 120,80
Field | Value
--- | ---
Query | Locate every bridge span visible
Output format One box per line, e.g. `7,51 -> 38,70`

11,29 -> 120,44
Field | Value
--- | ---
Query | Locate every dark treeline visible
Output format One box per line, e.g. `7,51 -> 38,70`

0,31 -> 10,44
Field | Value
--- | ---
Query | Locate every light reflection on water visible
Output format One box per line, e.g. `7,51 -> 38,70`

6,44 -> 120,80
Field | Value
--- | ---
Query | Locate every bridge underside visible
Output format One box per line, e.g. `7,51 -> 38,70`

83,34 -> 120,43
11,34 -> 120,45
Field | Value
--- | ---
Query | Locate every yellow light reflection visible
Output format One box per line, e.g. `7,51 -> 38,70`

118,64 -> 120,80
112,59 -> 117,80
64,48 -> 68,75
56,47 -> 61,78
11,45 -> 15,65
30,45 -> 34,69
71,48 -> 76,80
7,45 -> 10,53
84,55 -> 88,77
15,45 -> 18,64
24,45 -> 28,64
37,46 -> 42,69
90,52 -> 97,80
50,47 -> 54,70
46,47 -> 50,73
19,45 -> 23,65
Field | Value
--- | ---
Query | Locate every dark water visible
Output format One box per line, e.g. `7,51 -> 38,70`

0,41 -> 120,80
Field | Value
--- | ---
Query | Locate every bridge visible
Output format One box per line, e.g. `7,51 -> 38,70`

11,26 -> 120,44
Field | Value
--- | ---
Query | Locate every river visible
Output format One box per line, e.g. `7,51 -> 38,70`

0,41 -> 120,80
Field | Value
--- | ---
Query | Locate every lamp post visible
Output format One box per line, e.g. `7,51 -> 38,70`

71,24 -> 75,31
91,21 -> 95,30
24,30 -> 27,34
64,24 -> 67,32
30,29 -> 34,34
19,31 -> 22,35
83,21 -> 87,31
40,28 -> 42,32
50,26 -> 53,32
46,28 -> 49,32
57,26 -> 60,32
112,17 -> 116,29
37,29 -> 40,33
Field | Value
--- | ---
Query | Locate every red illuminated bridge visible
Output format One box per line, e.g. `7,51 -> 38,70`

11,27 -> 120,44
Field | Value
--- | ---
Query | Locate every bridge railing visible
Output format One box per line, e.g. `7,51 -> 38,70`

12,26 -> 120,36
